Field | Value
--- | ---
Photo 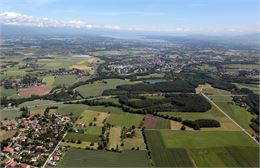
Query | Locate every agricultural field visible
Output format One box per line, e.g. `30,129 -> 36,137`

0,87 -> 18,98
65,132 -> 100,142
223,63 -> 259,70
18,85 -> 53,97
234,83 -> 259,94
53,74 -> 78,87
107,112 -> 144,128
146,130 -> 259,167
42,75 -> 55,86
76,79 -> 136,97
145,130 -> 195,167
107,126 -> 122,150
56,104 -> 89,117
197,64 -> 216,70
209,95 -> 255,134
69,56 -> 101,74
0,110 -> 22,120
200,84 -> 232,95
58,148 -> 150,167
122,129 -> 146,150
95,98 -> 121,106
143,114 -> 171,129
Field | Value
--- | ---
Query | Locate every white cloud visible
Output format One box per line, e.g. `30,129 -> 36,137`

0,12 -> 258,34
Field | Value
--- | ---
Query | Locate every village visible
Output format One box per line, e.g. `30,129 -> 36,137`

0,111 -> 72,168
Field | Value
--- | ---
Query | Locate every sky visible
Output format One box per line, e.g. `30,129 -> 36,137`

1,0 -> 260,34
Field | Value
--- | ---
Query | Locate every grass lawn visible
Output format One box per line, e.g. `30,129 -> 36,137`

76,79 -> 134,98
53,74 -> 78,87
58,148 -> 150,167
42,75 -> 55,86
107,126 -> 122,150
107,113 -> 144,127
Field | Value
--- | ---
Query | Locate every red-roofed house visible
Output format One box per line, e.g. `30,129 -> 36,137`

3,147 -> 14,154
21,163 -> 30,168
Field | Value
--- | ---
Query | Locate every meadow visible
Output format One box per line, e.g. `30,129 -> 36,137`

53,74 -> 78,87
58,148 -> 150,167
76,79 -> 135,97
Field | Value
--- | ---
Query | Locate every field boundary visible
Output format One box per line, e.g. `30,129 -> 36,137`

201,89 -> 259,145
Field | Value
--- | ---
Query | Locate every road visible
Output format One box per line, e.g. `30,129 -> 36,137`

42,132 -> 67,168
200,90 -> 259,145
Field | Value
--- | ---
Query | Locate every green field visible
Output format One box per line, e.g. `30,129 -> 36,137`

107,113 -> 144,127
0,87 -> 18,98
160,130 -> 259,167
65,132 -> 100,142
42,75 -> 55,86
58,148 -> 150,167
18,99 -> 56,108
224,63 -> 259,70
209,95 -> 255,133
145,130 -> 194,167
96,98 -> 121,106
88,106 -> 125,114
76,79 -> 135,98
234,83 -> 259,94
53,74 -> 78,87
0,110 -> 22,120
57,104 -> 89,117
76,110 -> 98,124
85,126 -> 102,135
154,117 -> 171,129
107,126 -> 122,150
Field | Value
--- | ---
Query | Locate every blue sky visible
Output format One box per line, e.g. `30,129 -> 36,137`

1,0 -> 259,33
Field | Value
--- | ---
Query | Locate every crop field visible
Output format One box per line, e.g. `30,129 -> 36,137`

122,129 -> 146,150
145,130 -> 194,167
0,110 -> 22,120
58,148 -> 150,167
85,126 -> 102,135
136,73 -> 165,79
107,126 -> 122,150
18,85 -> 53,97
143,114 -> 157,129
154,117 -> 171,129
209,95 -> 255,133
76,110 -> 99,125
69,57 -> 101,74
42,75 -> 55,86
76,79 -> 135,97
65,132 -> 100,142
0,87 -> 18,98
57,104 -> 89,117
107,113 -> 144,127
160,130 -> 259,167
197,64 -> 216,70
53,74 -> 78,87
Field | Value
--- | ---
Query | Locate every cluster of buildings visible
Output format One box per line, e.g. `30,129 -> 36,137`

0,113 -> 72,167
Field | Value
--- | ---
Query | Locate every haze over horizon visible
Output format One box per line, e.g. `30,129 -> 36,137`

0,0 -> 260,35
